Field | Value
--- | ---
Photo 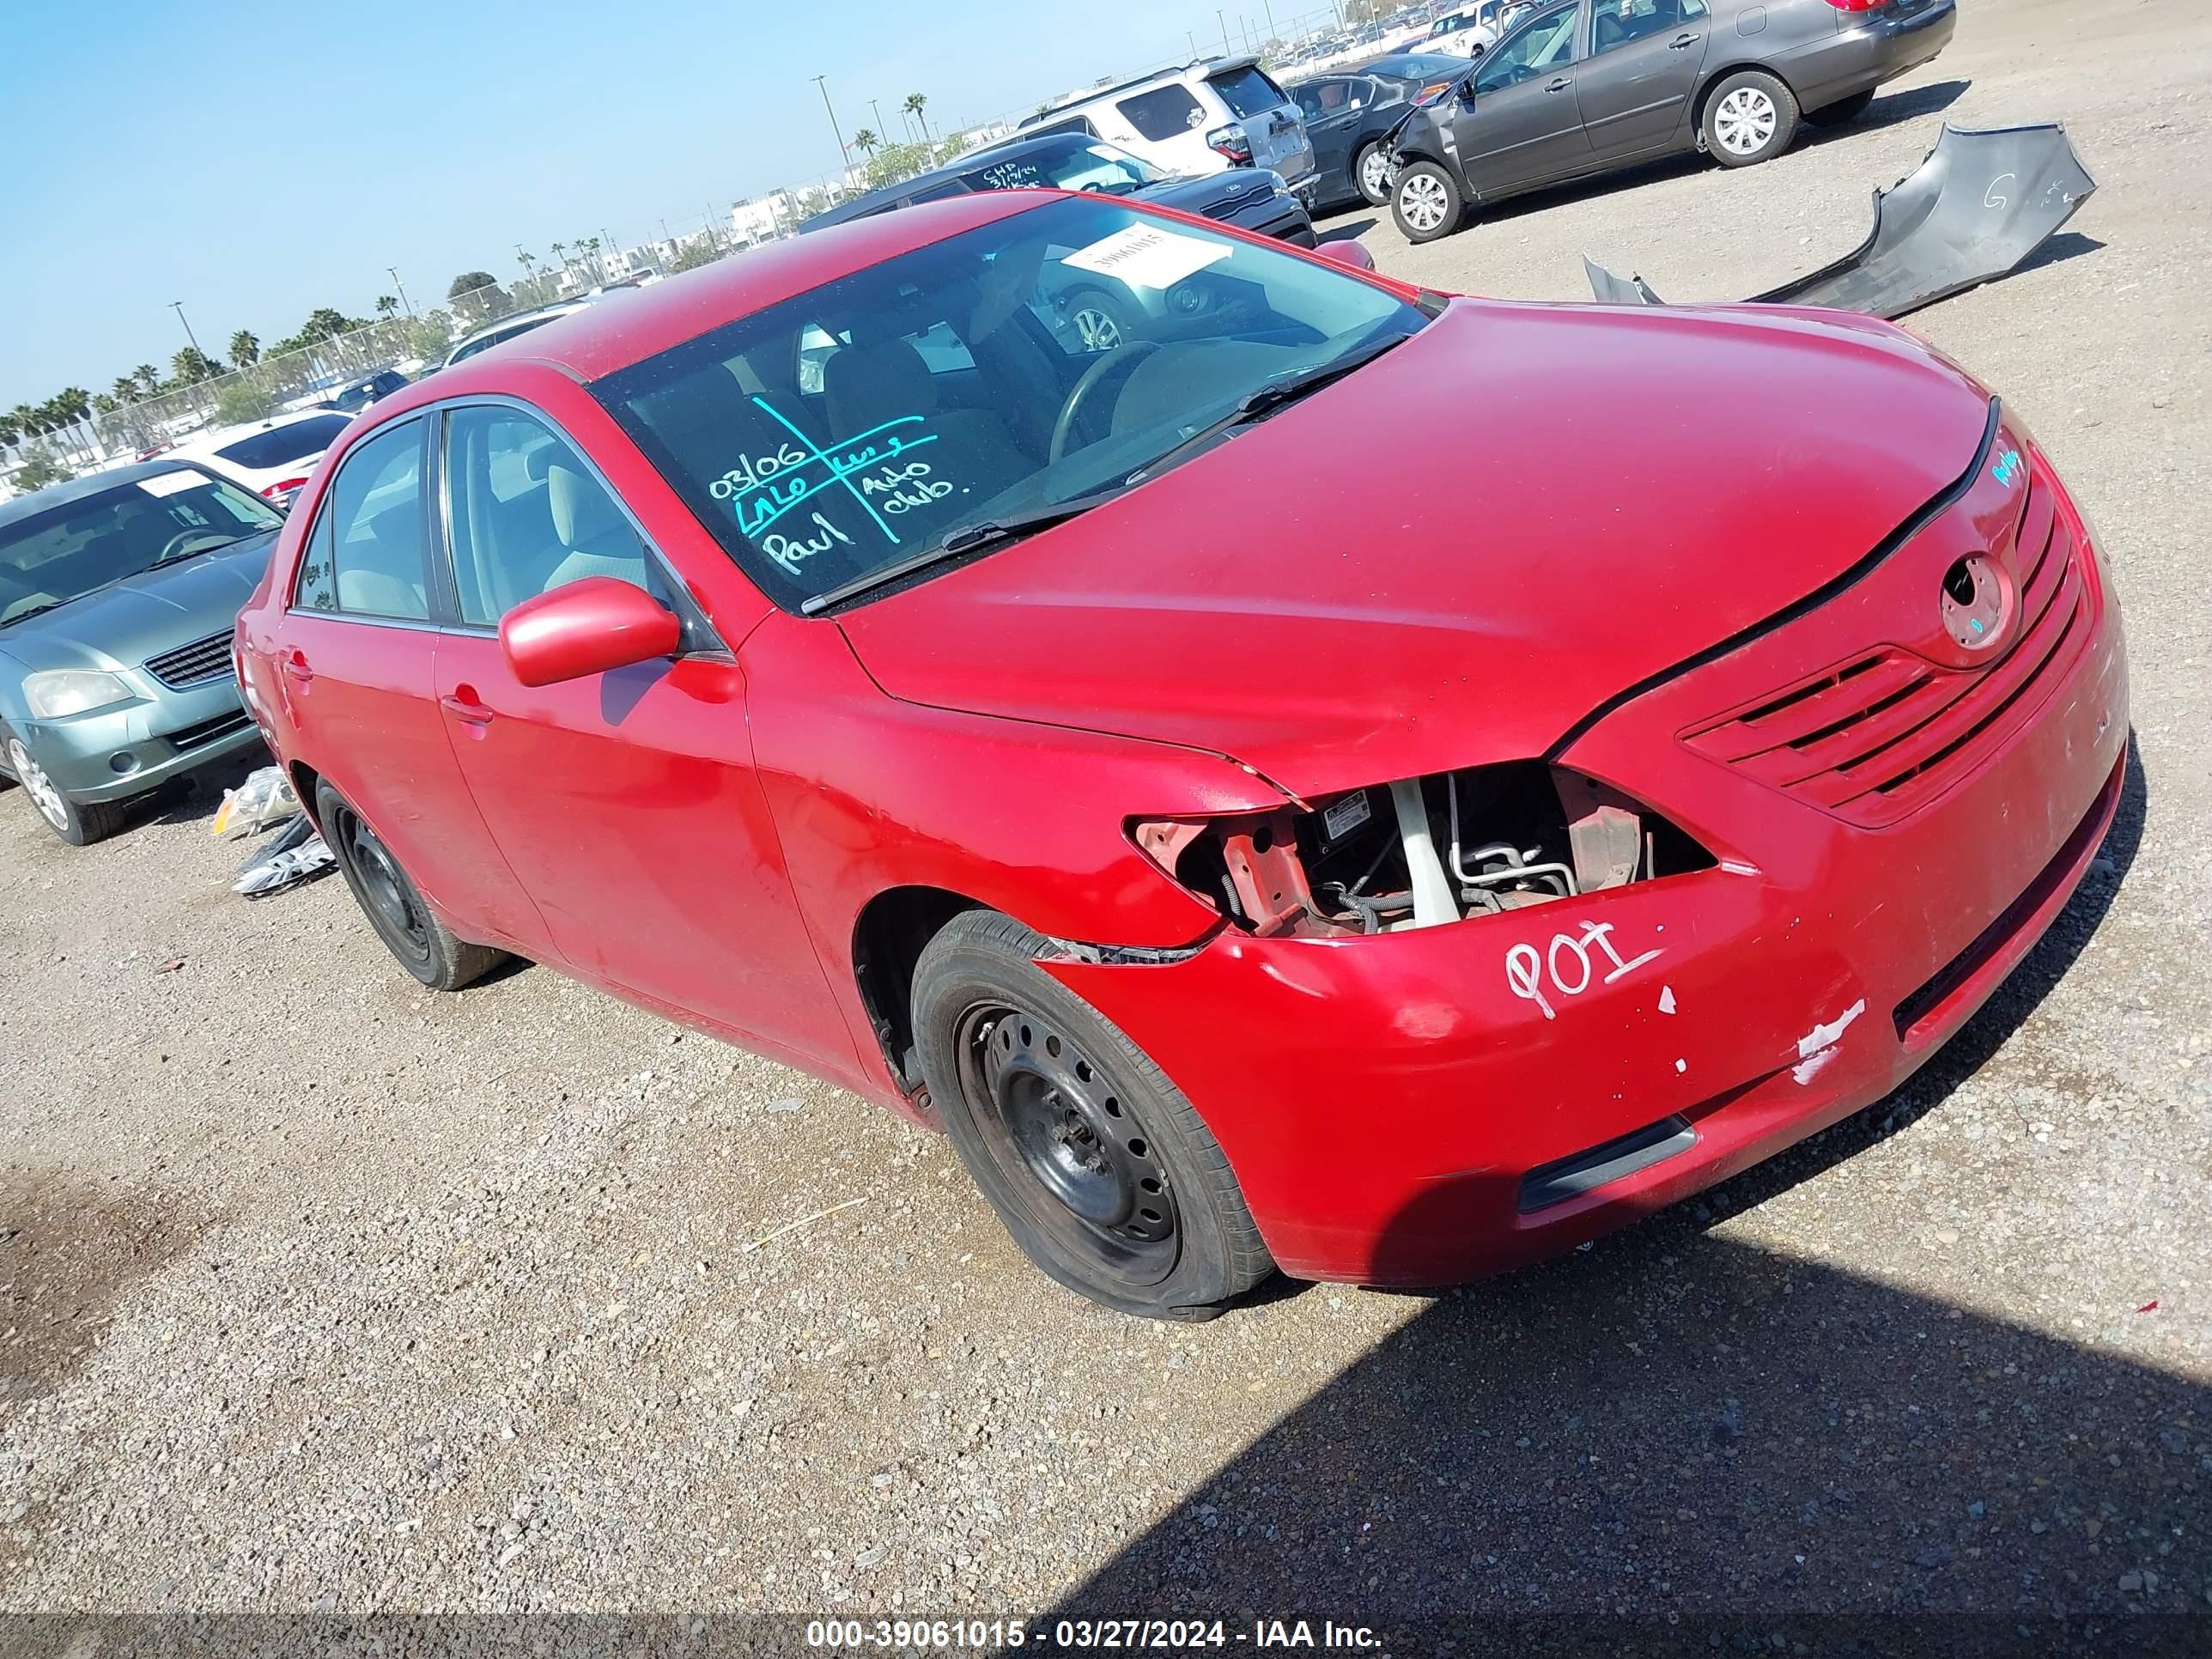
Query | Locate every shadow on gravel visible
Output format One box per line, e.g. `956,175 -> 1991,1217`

1050,748 -> 2195,1636
2011,231 -> 2107,281
1317,216 -> 1377,243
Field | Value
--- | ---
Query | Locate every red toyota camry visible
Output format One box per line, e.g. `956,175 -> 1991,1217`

235,190 -> 2127,1320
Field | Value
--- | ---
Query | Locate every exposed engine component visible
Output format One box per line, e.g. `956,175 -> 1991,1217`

1134,763 -> 1714,938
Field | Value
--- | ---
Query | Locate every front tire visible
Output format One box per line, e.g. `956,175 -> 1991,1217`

1392,160 -> 1468,243
1353,141 -> 1393,208
911,910 -> 1273,1320
1702,70 -> 1800,167
315,780 -> 504,991
5,735 -> 126,846
1803,88 -> 1876,129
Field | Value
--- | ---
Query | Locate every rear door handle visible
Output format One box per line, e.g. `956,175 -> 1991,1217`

1546,76 -> 1573,93
1670,31 -> 1701,48
440,693 -> 495,726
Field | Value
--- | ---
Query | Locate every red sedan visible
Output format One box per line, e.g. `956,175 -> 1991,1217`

235,191 -> 2128,1320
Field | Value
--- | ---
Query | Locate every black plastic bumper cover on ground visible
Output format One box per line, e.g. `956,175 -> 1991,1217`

1583,123 -> 2098,320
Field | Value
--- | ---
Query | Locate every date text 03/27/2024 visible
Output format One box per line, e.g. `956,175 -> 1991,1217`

805,1618 -> 1384,1650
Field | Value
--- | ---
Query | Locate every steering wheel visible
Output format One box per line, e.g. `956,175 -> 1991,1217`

155,530 -> 231,565
1048,340 -> 1162,465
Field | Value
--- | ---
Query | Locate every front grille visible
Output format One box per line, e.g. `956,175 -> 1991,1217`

166,711 -> 252,751
144,630 -> 236,691
1684,468 -> 2087,829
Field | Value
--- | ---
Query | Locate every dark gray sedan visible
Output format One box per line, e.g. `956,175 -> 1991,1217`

0,463 -> 280,844
1388,0 -> 1957,241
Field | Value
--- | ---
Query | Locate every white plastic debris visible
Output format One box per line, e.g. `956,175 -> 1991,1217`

212,765 -> 298,840
233,813 -> 335,897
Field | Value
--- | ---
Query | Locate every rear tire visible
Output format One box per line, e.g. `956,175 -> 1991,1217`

910,909 -> 1274,1320
1353,141 -> 1393,208
4,735 -> 126,846
1803,88 -> 1876,129
315,780 -> 504,991
1702,70 -> 1800,167
1392,160 -> 1468,243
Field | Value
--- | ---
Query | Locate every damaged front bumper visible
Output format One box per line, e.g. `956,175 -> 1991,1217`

1040,438 -> 2130,1287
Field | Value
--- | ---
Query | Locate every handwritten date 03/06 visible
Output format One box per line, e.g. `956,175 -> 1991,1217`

1504,920 -> 1662,1020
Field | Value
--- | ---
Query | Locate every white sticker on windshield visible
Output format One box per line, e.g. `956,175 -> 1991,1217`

137,471 -> 200,498
1062,223 -> 1231,290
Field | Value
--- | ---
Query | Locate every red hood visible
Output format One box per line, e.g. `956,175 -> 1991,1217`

837,300 -> 1993,799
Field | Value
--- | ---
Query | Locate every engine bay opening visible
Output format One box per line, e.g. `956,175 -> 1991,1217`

1138,763 -> 1717,939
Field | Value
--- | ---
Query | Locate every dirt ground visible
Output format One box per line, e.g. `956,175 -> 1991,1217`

1,0 -> 2206,1638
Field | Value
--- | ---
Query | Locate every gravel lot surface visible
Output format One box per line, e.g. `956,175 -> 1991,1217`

1,0 -> 2206,1639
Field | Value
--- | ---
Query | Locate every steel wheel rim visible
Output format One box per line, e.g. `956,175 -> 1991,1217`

1359,147 -> 1391,199
957,1002 -> 1179,1285
336,805 -> 432,963
9,740 -> 69,833
1715,88 -> 1778,155
1399,173 -> 1449,231
1073,307 -> 1122,351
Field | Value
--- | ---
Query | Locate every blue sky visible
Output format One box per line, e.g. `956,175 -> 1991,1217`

0,0 -> 1304,407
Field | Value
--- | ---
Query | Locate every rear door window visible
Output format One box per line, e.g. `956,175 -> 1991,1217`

1206,66 -> 1291,118
301,421 -> 430,621
1117,83 -> 1206,141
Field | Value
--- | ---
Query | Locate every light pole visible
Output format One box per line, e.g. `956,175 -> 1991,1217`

386,266 -> 414,317
1218,8 -> 1231,53
169,301 -> 201,357
813,75 -> 849,181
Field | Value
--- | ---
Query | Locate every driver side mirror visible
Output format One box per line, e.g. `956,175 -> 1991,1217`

500,576 -> 682,688
1312,240 -> 1376,273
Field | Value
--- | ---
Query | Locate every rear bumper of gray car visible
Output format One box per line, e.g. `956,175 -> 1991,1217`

11,676 -> 264,803
1773,0 -> 1958,112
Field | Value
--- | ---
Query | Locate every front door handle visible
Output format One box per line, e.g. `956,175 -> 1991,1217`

440,692 -> 495,726
1546,76 -> 1573,93
1670,31 -> 1702,48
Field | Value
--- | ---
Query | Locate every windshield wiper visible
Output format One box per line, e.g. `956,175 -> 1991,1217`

1121,330 -> 1416,487
0,603 -> 62,629
799,493 -> 1126,615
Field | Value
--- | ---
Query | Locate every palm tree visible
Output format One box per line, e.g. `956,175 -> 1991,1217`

903,93 -> 932,147
579,235 -> 603,283
133,364 -> 161,396
229,330 -> 260,368
374,295 -> 399,319
111,374 -> 141,405
0,410 -> 18,455
852,126 -> 879,160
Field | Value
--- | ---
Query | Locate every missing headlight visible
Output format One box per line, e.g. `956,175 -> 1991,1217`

1133,763 -> 1715,938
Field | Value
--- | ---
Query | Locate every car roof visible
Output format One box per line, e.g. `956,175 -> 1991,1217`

373,190 -> 1050,398
0,461 -> 208,530
167,409 -> 347,455
803,133 -> 1103,230
448,301 -> 592,350
1026,54 -> 1262,123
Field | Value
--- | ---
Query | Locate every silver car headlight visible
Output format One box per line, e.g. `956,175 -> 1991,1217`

23,669 -> 133,720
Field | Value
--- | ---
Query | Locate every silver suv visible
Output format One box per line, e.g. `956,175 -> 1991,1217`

1022,57 -> 1319,206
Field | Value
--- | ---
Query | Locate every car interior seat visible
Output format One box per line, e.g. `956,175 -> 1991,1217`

819,337 -> 1033,527
542,459 -> 647,592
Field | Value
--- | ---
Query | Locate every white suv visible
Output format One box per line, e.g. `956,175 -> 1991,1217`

1021,57 -> 1318,204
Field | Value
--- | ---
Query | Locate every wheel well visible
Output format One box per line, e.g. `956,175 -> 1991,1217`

1693,63 -> 1800,131
852,886 -> 986,1094
289,760 -> 324,830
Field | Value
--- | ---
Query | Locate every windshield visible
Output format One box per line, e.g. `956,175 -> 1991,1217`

216,414 -> 351,469
593,196 -> 1424,611
970,137 -> 1165,195
0,469 -> 283,626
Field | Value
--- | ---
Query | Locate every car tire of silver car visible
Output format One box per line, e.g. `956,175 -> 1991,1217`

1354,142 -> 1394,208
315,780 -> 506,992
1392,161 -> 1468,244
1803,88 -> 1877,129
1702,70 -> 1800,168
910,909 -> 1275,1321
3,734 -> 126,847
